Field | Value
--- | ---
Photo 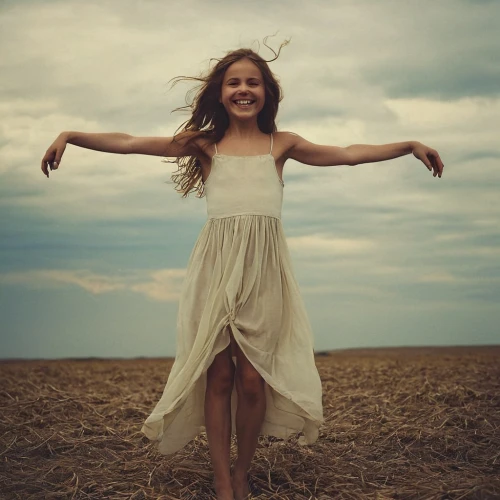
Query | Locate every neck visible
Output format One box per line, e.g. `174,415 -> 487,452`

224,118 -> 263,140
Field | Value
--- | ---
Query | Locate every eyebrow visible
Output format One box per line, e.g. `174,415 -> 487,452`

226,77 -> 261,82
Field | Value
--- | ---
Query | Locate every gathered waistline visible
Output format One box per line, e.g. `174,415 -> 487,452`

208,212 -> 281,221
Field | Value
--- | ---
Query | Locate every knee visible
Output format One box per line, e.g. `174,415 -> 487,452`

236,371 -> 265,399
207,371 -> 234,396
206,344 -> 235,396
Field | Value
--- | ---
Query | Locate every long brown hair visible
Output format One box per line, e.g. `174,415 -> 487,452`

163,36 -> 290,198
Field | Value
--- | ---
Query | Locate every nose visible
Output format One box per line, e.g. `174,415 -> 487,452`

236,84 -> 251,94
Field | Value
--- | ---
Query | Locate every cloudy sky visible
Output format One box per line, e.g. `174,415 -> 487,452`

1,0 -> 499,360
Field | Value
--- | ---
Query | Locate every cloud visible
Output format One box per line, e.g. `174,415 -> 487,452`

0,268 -> 187,302
287,233 -> 377,255
354,2 -> 500,100
1,0 -> 499,357
416,271 -> 457,284
3,0 -> 499,226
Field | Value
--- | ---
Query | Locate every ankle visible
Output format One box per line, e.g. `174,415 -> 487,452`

232,461 -> 249,478
214,477 -> 233,488
214,480 -> 233,496
214,486 -> 234,500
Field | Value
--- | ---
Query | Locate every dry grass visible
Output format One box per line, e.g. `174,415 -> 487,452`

1,345 -> 499,499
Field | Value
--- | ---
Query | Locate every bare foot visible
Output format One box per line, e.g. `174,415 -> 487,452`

231,469 -> 250,500
213,480 -> 234,500
216,492 -> 234,500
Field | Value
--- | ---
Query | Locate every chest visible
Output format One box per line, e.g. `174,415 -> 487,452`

200,155 -> 285,185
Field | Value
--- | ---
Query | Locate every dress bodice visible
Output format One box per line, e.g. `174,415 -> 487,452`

204,153 -> 284,220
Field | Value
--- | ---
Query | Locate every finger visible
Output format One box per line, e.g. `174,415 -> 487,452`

429,154 -> 438,175
41,158 -> 49,178
425,158 -> 432,171
432,155 -> 442,178
432,151 -> 444,177
52,151 -> 61,169
42,153 -> 53,176
432,157 -> 438,176
438,156 -> 444,177
421,154 -> 431,171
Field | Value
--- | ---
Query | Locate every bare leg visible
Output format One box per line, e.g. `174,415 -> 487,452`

232,347 -> 267,500
205,342 -> 235,500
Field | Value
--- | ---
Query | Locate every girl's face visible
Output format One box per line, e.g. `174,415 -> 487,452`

220,58 -> 266,122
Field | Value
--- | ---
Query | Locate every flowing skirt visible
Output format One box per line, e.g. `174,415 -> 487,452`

141,214 -> 324,455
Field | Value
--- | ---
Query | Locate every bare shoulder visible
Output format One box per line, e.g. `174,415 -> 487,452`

191,132 -> 215,158
169,130 -> 216,162
173,130 -> 207,155
274,131 -> 301,161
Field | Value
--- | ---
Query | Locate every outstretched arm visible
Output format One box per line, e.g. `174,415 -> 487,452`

41,130 -> 201,178
347,141 -> 444,178
285,133 -> 444,178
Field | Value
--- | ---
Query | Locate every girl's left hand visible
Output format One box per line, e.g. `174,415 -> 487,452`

412,142 -> 444,178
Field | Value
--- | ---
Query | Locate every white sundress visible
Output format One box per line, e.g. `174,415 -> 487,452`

141,133 -> 324,455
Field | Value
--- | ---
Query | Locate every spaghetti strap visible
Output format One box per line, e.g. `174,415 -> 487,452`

214,142 -> 218,154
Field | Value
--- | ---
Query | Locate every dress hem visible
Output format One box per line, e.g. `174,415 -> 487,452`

141,318 -> 323,455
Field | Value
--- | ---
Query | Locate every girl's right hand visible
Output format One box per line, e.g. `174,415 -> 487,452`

41,133 -> 68,178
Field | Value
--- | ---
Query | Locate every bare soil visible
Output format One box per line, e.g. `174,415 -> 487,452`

1,345 -> 499,499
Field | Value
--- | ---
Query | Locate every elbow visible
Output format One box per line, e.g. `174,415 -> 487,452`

122,135 -> 134,155
345,150 -> 357,166
342,146 -> 357,166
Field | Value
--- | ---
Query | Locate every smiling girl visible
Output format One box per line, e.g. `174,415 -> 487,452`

41,38 -> 444,500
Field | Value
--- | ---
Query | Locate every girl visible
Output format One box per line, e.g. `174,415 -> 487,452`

41,40 -> 444,500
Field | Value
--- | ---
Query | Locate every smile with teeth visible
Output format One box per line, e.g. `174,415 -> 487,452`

233,99 -> 255,107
